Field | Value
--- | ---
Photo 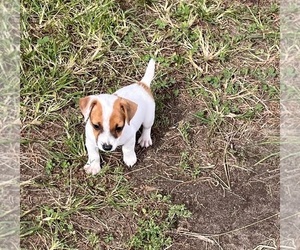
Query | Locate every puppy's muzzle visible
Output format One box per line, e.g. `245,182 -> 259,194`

102,143 -> 113,151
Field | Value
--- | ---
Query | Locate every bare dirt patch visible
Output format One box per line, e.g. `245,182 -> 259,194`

126,90 -> 279,249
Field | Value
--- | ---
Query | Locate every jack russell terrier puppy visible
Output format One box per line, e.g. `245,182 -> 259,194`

79,59 -> 155,175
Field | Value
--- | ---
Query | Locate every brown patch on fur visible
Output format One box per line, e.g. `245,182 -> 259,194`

89,100 -> 103,139
138,81 -> 153,99
79,96 -> 92,117
109,106 -> 125,139
110,98 -> 137,138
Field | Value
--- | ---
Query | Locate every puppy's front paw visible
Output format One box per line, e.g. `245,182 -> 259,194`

123,152 -> 137,167
138,135 -> 152,148
84,161 -> 101,175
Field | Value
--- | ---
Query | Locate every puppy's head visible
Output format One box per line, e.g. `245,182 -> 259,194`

79,94 -> 137,151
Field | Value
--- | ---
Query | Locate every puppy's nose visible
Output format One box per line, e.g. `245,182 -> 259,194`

102,143 -> 113,151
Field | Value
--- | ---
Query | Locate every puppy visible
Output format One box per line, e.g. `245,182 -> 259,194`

79,59 -> 155,175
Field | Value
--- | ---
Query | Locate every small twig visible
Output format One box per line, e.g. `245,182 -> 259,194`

254,152 -> 279,166
176,228 -> 215,245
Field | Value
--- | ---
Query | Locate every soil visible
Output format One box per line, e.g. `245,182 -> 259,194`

124,90 -> 280,249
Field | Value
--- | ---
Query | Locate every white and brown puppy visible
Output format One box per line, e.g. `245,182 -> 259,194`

79,59 -> 155,175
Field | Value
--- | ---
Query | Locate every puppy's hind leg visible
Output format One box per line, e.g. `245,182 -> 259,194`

138,127 -> 153,147
138,108 -> 155,148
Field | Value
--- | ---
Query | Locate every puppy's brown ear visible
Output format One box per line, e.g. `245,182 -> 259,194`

119,98 -> 138,125
79,96 -> 97,122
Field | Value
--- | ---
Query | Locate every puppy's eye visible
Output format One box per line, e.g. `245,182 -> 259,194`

115,125 -> 124,132
92,123 -> 102,131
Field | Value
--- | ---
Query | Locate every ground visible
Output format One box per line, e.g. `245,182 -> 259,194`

21,0 -> 279,249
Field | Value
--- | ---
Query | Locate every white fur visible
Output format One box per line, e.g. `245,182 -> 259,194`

82,59 -> 155,175
141,58 -> 155,86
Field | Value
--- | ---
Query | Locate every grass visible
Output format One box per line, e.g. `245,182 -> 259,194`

21,0 -> 279,249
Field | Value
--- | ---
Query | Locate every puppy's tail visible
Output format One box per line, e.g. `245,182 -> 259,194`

140,58 -> 155,87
